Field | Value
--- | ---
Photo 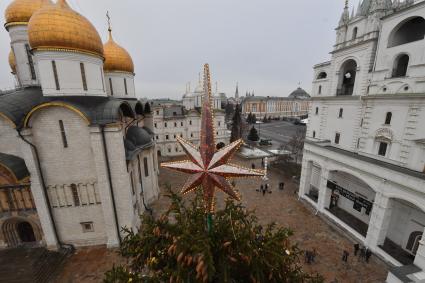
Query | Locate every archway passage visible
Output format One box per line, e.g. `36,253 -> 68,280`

326,171 -> 375,237
379,199 -> 425,265
2,218 -> 41,247
17,222 -> 36,243
337,60 -> 357,96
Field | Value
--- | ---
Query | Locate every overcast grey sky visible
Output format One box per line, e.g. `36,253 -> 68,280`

0,0 -> 360,99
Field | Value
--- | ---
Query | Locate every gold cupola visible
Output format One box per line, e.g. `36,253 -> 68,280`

28,0 -> 104,57
103,29 -> 134,74
4,0 -> 50,29
8,50 -> 16,74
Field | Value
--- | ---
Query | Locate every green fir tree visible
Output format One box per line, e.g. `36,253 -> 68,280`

104,189 -> 323,283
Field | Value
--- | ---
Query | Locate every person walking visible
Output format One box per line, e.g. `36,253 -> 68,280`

260,184 -> 263,193
359,247 -> 366,262
365,249 -> 372,263
354,243 -> 359,256
262,185 -> 266,196
342,250 -> 349,262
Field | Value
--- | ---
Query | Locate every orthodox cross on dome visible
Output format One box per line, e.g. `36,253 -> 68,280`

106,11 -> 112,32
161,64 -> 264,212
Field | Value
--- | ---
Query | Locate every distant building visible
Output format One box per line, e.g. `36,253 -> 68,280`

298,1 -> 425,281
241,87 -> 310,119
151,77 -> 230,157
151,105 -> 229,157
182,75 -> 223,110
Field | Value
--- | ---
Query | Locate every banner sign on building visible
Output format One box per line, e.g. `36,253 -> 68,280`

327,180 -> 373,212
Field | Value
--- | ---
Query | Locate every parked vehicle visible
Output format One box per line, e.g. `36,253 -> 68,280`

259,139 -> 273,146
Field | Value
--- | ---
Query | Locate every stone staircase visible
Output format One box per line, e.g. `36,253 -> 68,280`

0,245 -> 74,283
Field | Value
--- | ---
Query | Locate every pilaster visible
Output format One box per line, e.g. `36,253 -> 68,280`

365,192 -> 393,250
89,127 -> 120,248
317,168 -> 330,211
19,130 -> 58,249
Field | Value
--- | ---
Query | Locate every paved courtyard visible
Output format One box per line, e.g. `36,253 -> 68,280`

58,155 -> 388,283
152,155 -> 389,283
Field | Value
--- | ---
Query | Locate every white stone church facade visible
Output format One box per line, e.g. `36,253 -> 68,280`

0,0 -> 159,250
151,79 -> 230,157
299,0 -> 425,281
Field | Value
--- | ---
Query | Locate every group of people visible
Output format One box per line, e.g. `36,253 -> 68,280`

259,184 -> 270,196
354,243 -> 373,263
304,249 -> 317,264
342,244 -> 372,263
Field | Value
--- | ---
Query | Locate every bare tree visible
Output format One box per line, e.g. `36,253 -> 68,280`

283,128 -> 306,164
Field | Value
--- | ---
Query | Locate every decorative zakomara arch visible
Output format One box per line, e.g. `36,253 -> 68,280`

23,102 -> 91,127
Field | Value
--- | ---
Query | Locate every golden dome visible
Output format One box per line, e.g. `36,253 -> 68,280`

8,49 -> 16,74
28,0 -> 103,57
103,30 -> 134,74
4,0 -> 50,27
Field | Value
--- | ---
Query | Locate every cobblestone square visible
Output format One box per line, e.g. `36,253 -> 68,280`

58,155 -> 389,283
152,155 -> 389,283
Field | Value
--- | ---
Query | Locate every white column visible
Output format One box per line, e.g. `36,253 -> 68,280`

19,130 -> 58,250
8,25 -> 39,87
89,127 -> 120,248
414,227 -> 425,270
317,168 -> 330,211
298,159 -> 312,198
365,193 -> 393,250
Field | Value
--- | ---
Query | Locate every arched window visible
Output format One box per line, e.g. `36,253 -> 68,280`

313,131 -> 316,138
338,108 -> 343,118
352,27 -> 358,40
109,78 -> 114,96
315,107 -> 319,115
124,78 -> 128,95
337,59 -> 357,96
80,63 -> 87,91
406,231 -> 423,254
52,61 -> 60,90
392,54 -> 409,77
318,85 -> 322,95
388,17 -> 425,48
385,112 -> 392,125
70,184 -> 80,206
317,72 -> 327,79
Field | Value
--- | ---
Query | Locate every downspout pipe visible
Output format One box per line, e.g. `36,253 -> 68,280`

17,129 -> 62,248
100,125 -> 122,245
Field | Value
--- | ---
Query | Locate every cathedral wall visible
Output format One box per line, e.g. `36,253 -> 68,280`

28,107 -> 107,246
105,72 -> 135,98
103,127 -> 136,234
328,40 -> 375,97
370,5 -> 425,95
0,118 -> 21,157
359,97 -> 425,172
35,51 -> 106,97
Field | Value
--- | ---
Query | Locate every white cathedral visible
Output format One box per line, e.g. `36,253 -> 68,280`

299,0 -> 425,281
0,0 -> 160,250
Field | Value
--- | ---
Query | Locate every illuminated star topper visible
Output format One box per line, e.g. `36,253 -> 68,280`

161,64 -> 264,212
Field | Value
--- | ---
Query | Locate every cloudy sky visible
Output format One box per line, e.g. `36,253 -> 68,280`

0,0 -> 361,99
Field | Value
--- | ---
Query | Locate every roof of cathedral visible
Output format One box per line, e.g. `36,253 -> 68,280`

0,152 -> 29,182
103,29 -> 134,73
4,0 -> 49,28
124,126 -> 154,160
0,86 -> 143,128
28,0 -> 104,57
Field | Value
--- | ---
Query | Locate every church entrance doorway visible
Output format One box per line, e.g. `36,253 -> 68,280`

17,222 -> 36,243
